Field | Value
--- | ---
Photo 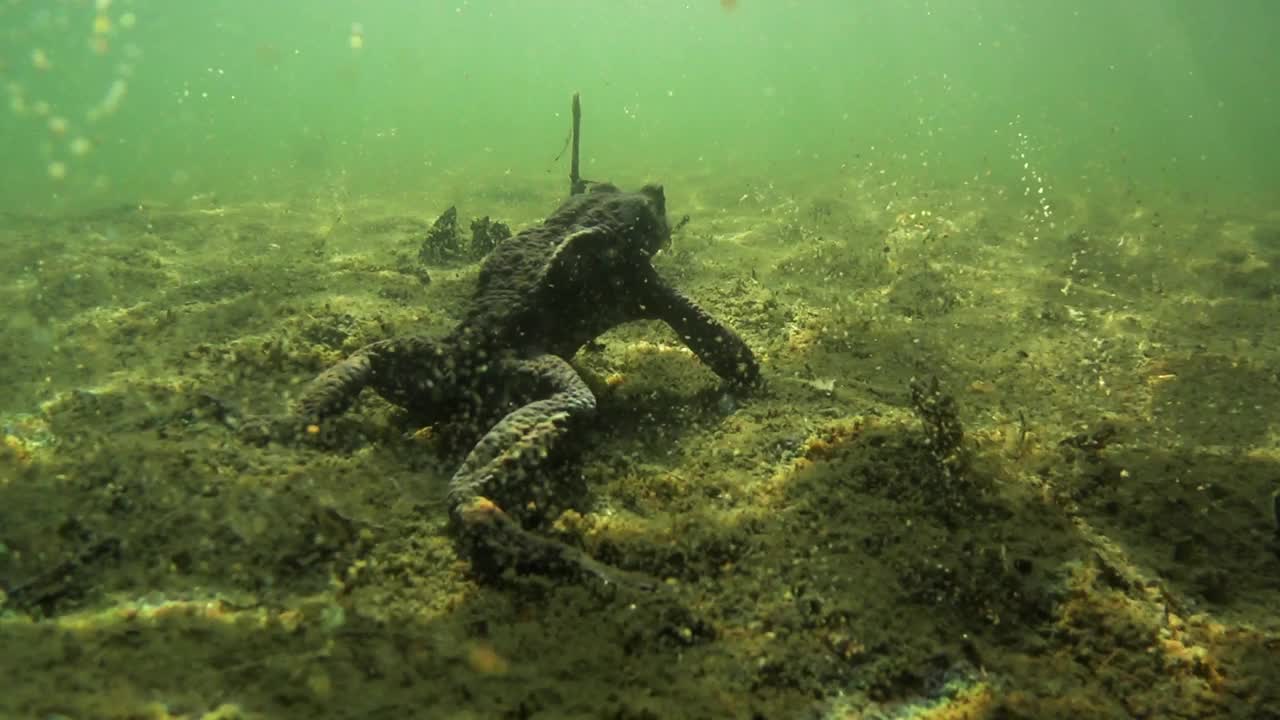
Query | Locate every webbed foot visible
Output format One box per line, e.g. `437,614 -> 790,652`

455,496 -> 657,593
236,412 -> 309,446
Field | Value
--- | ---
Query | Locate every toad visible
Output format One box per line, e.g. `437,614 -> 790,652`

259,184 -> 758,585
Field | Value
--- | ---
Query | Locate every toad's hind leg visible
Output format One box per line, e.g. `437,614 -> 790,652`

241,337 -> 433,445
296,336 -> 445,422
446,355 -> 624,583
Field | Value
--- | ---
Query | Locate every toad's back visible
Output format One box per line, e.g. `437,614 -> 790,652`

450,186 -> 670,355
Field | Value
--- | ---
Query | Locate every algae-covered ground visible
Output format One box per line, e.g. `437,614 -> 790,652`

1,173 -> 1278,719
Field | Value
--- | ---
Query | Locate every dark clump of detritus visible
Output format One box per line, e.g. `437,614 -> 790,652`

909,375 -> 967,479
469,215 -> 511,259
418,205 -> 464,264
419,207 -> 512,264
905,376 -> 999,538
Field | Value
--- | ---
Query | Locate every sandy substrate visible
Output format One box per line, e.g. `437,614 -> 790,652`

1,175 -> 1278,719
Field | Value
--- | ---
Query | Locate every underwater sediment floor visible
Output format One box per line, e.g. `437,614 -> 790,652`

1,176 -> 1278,719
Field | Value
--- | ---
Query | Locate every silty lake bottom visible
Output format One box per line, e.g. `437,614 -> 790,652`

1,167 -> 1278,719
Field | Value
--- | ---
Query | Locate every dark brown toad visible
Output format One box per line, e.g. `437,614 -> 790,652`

268,183 -> 759,585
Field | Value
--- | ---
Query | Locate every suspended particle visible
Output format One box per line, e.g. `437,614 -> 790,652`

119,12 -> 137,30
93,14 -> 112,35
70,137 -> 93,156
99,79 -> 127,115
48,161 -> 67,180
349,22 -> 364,50
32,49 -> 51,71
48,115 -> 68,135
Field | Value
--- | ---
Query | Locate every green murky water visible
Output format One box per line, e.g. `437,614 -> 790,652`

4,1 -> 1277,209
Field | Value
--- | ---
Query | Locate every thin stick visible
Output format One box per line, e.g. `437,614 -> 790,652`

570,92 -> 585,196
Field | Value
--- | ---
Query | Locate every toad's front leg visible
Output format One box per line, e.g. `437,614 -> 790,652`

645,278 -> 760,386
